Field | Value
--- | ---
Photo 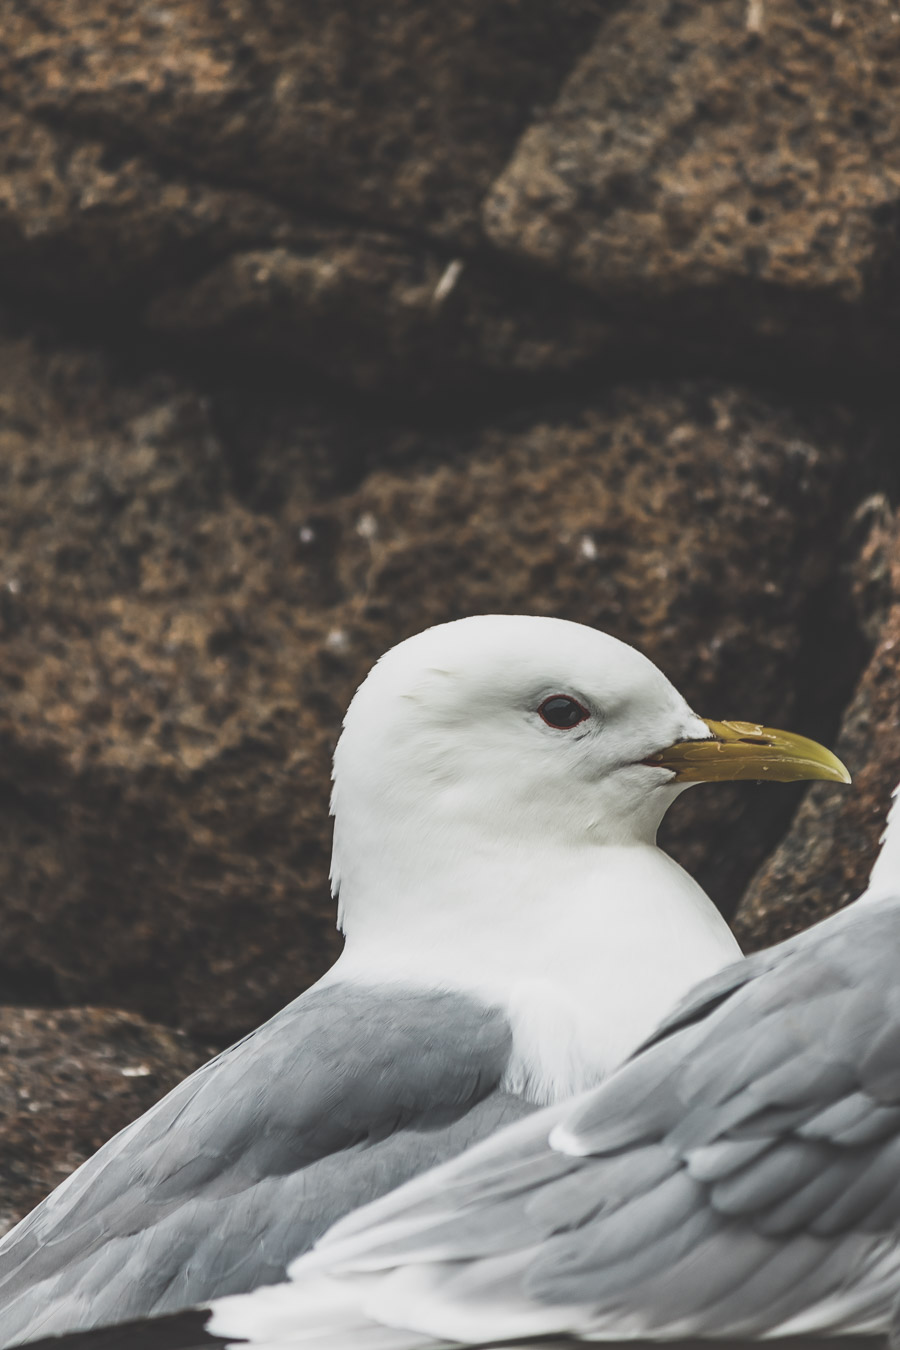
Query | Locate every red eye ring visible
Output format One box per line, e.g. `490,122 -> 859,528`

538,695 -> 590,730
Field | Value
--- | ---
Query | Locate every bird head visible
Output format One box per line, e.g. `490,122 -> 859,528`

330,615 -> 849,876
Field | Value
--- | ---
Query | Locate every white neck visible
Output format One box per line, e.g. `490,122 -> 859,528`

326,835 -> 741,1105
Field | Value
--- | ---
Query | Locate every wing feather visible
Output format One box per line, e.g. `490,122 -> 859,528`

288,897 -> 900,1344
0,985 -> 524,1345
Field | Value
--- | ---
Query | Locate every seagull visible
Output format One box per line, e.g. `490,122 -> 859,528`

0,615 -> 848,1346
38,787 -> 900,1350
163,782 -> 899,1350
48,785 -> 897,1350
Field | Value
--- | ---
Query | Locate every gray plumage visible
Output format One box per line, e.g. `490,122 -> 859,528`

0,984 -> 530,1346
11,902 -> 900,1350
300,896 -> 900,1344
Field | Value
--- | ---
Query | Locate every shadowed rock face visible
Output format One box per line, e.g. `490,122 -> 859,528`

0,1 -> 627,397
0,105 -> 621,398
3,1 -> 900,391
0,0 -> 897,1234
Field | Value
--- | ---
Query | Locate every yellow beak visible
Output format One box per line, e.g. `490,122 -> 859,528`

644,718 -> 851,785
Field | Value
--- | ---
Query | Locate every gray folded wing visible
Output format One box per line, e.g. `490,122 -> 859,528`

0,983 -> 528,1346
306,897 -> 900,1344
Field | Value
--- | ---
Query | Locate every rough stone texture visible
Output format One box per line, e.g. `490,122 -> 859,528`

0,103 -> 623,397
0,103 -> 287,303
734,507 -> 900,951
0,326 -> 855,1041
0,1007 -> 207,1235
8,0 -> 900,390
145,234 -> 620,397
484,0 -> 900,364
0,4 -> 626,397
0,0 -> 608,245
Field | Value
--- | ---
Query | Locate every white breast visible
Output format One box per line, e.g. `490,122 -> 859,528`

331,842 -> 741,1106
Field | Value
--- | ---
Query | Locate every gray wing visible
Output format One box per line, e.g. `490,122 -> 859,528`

298,897 -> 900,1344
637,894 -> 867,1052
0,982 -> 529,1346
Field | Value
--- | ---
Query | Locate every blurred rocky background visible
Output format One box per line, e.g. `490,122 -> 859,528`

0,0 -> 899,1229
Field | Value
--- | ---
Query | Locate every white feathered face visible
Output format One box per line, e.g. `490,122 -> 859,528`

334,614 -> 848,854
335,615 -> 711,850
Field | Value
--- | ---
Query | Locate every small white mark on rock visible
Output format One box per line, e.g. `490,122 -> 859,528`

579,535 -> 598,560
831,9 -> 845,27
746,0 -> 764,31
356,512 -> 378,540
432,259 -> 464,306
6,578 -> 20,595
121,1064 -> 151,1078
326,628 -> 349,652
298,525 -> 316,545
667,424 -> 694,446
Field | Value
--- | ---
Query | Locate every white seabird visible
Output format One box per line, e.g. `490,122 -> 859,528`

0,614 -> 848,1346
44,789 -> 900,1350
166,781 -> 898,1350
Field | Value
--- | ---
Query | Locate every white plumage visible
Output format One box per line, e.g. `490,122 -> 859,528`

0,615 -> 849,1347
202,775 -> 900,1350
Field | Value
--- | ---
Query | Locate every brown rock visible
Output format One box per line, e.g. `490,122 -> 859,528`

146,237 -> 620,396
147,240 -> 458,395
1,0 -> 900,405
0,0 -> 607,245
0,337 -> 349,1040
734,509 -> 900,951
0,325 -> 857,1040
0,103 -> 303,301
484,0 -> 900,362
145,237 -> 619,398
0,103 -> 617,396
0,1006 -> 207,1235
0,6 -> 625,398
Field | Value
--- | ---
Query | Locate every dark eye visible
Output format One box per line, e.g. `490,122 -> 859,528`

538,695 -> 590,730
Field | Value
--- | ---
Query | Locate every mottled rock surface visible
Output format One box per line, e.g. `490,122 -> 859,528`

6,0 -> 900,385
0,105 -> 619,397
0,0 -> 607,244
0,1007 -> 207,1234
734,507 -> 900,950
484,0 -> 900,369
0,328 -> 855,1040
0,1 -> 631,394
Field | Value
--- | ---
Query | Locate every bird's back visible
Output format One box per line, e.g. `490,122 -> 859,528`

0,983 -> 528,1345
